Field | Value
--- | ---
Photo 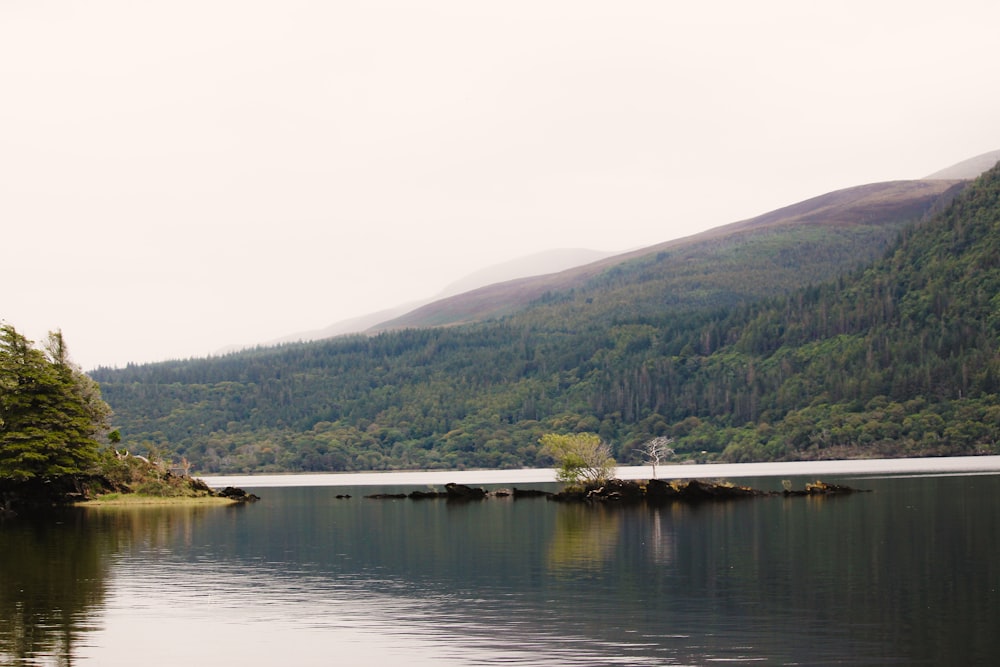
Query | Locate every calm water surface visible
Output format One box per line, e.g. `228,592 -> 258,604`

3,458 -> 1000,666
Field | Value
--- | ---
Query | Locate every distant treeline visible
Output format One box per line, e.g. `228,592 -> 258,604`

91,170 -> 1000,473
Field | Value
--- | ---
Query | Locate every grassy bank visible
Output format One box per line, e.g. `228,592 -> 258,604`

75,493 -> 239,507
58,452 -> 259,510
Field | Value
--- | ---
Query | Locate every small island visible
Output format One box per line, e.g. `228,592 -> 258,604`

363,478 -> 864,504
2,447 -> 260,516
0,324 -> 256,517
71,451 -> 261,508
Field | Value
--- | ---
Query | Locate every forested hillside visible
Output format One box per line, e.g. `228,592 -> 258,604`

91,169 -> 1000,474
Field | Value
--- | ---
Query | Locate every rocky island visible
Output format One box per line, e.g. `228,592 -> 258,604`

363,478 -> 865,503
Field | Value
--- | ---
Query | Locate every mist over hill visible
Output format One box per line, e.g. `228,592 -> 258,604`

259,248 -> 617,347
372,179 -> 964,331
244,151 -> 999,349
924,149 -> 1000,180
91,153 -> 1000,474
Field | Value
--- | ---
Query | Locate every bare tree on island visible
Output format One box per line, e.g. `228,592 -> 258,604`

641,437 -> 674,479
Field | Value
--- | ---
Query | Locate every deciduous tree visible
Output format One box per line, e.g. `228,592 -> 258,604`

641,436 -> 674,479
539,432 -> 615,486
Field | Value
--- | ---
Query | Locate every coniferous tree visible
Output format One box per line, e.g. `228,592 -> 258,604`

0,325 -> 111,482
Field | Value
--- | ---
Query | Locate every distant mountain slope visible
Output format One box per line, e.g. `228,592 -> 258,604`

924,149 -> 1000,179
266,303 -> 422,345
263,248 -> 617,346
435,248 -> 617,298
374,179 -> 966,330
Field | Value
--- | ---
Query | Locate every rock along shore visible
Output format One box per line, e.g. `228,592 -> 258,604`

362,479 -> 865,503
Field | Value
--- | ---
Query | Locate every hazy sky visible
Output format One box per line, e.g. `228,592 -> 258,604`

3,0 -> 999,370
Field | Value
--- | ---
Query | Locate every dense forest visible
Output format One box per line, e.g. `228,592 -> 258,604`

90,168 -> 1000,474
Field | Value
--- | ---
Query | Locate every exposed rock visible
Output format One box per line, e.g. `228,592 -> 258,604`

512,488 -> 553,498
644,478 -> 680,501
672,479 -> 768,501
550,478 -> 830,504
445,483 -> 487,500
548,488 -> 588,503
408,490 -> 447,499
189,477 -> 213,493
805,480 -> 859,494
358,478 -> 867,505
783,480 -> 868,496
215,486 -> 261,502
586,478 -> 645,502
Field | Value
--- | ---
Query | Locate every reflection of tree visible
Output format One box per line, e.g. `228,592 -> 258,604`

547,505 -> 620,572
93,504 -> 232,554
0,511 -> 112,665
646,506 -> 676,566
0,505 -> 229,665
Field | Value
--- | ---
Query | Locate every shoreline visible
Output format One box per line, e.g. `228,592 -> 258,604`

75,494 -> 240,508
198,455 -> 1000,489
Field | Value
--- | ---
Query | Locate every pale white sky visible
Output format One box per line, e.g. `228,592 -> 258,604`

3,0 -> 999,370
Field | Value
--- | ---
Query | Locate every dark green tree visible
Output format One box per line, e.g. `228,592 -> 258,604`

0,325 -> 111,482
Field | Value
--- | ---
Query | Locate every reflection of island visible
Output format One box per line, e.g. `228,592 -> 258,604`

0,505 -> 234,664
547,505 -> 620,572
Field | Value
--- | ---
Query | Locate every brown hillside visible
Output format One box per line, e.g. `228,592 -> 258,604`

373,179 -> 965,330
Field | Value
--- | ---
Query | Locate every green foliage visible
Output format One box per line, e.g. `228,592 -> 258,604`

92,449 -> 210,497
0,326 -> 111,482
539,432 -> 616,486
88,166 -> 1000,471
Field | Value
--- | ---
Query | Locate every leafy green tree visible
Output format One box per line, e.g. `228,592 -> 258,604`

540,432 -> 616,486
0,325 -> 111,482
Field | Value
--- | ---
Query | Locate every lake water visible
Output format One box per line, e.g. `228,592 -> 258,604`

3,457 -> 1000,666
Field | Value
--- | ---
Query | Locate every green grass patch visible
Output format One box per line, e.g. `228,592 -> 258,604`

76,494 -> 237,507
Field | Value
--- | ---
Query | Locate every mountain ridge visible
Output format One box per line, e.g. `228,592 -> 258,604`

923,149 -> 1000,180
371,178 -> 967,331
89,150 -> 1000,473
253,151 -> 998,348
226,150 -> 999,353
256,247 -> 618,348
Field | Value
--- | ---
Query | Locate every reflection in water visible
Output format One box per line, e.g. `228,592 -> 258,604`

645,505 -> 676,566
546,505 -> 620,572
79,561 -> 665,667
3,474 -> 1000,665
0,511 -> 109,665
0,504 -> 248,666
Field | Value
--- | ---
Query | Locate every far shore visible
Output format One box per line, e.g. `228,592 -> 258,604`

198,455 -> 1000,489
